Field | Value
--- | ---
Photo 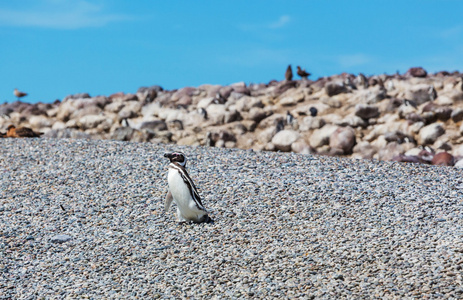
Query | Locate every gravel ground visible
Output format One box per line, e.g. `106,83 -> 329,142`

1,138 -> 463,299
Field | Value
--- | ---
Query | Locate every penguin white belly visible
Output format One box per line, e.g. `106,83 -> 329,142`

168,168 -> 205,220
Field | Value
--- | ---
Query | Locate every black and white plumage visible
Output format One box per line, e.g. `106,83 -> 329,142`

286,110 -> 294,126
163,152 -> 211,223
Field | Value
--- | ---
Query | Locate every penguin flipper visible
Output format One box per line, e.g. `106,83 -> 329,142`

164,191 -> 173,212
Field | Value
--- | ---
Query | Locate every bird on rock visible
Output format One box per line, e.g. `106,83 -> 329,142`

14,89 -> 28,101
6,125 -> 43,138
285,65 -> 293,81
163,152 -> 212,224
297,66 -> 311,79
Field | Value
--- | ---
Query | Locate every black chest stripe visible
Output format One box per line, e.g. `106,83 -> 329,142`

171,163 -> 205,209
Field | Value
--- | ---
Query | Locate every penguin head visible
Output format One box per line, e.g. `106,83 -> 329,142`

164,152 -> 187,167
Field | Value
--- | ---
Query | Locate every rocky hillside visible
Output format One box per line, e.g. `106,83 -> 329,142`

2,67 -> 463,167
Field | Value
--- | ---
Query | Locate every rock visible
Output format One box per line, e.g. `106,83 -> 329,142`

354,73 -> 369,89
176,95 -> 192,107
197,97 -> 215,109
105,101 -> 125,113
50,234 -> 72,244
291,139 -> 312,154
71,105 -> 102,119
29,115 -> 53,129
279,91 -> 305,106
329,126 -> 356,154
451,108 -> 463,122
405,84 -> 436,105
419,123 -> 445,144
335,114 -> 367,128
137,86 -> 158,102
271,129 -> 300,152
349,86 -> 386,104
171,87 -> 196,102
299,116 -> 326,131
44,129 -> 90,139
111,127 -> 135,141
224,110 -> 241,124
422,102 -> 452,121
108,92 -> 138,102
377,142 -> 405,161
177,135 -> 199,146
354,104 -> 379,119
247,107 -> 272,124
435,95 -> 454,106
392,154 -> 424,164
272,80 -> 298,97
325,81 -> 347,96
139,120 -> 168,132
64,93 -> 90,100
352,141 -> 376,159
206,104 -> 227,125
219,86 -> 234,99
309,125 -> 339,148
78,115 -> 110,130
405,67 -> 427,78
118,101 -> 142,120
455,159 -> 463,168
384,131 -> 415,144
431,152 -> 454,166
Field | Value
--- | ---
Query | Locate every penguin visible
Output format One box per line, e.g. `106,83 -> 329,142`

286,110 -> 294,126
275,119 -> 285,133
309,107 -> 318,117
163,152 -> 212,223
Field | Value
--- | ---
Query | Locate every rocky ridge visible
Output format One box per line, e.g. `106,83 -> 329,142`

2,67 -> 463,166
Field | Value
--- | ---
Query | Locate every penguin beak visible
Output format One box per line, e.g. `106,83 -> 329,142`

164,152 -> 174,159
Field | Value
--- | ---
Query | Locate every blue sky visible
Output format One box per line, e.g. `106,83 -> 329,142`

1,0 -> 463,103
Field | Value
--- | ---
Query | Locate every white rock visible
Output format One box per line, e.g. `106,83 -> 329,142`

309,125 -> 338,148
419,123 -> 445,144
271,129 -> 300,152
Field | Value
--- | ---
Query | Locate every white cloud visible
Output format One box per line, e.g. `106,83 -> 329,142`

0,0 -> 131,29
268,15 -> 291,29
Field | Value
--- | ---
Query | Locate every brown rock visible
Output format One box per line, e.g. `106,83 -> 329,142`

405,67 -> 427,78
431,152 -> 454,166
325,82 -> 347,96
354,104 -> 380,119
329,126 -> 356,154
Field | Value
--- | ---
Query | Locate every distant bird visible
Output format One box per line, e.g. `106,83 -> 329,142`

14,89 -> 28,101
285,65 -> 293,81
163,152 -> 212,223
297,66 -> 311,79
275,119 -> 285,133
309,107 -> 318,117
6,125 -> 43,138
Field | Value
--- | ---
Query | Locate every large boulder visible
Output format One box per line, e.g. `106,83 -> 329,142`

329,126 -> 356,154
354,104 -> 380,119
419,123 -> 445,144
309,125 -> 338,148
405,84 -> 436,105
405,67 -> 427,78
271,129 -> 300,152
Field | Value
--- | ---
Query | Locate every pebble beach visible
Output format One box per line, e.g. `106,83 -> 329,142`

1,138 -> 463,299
